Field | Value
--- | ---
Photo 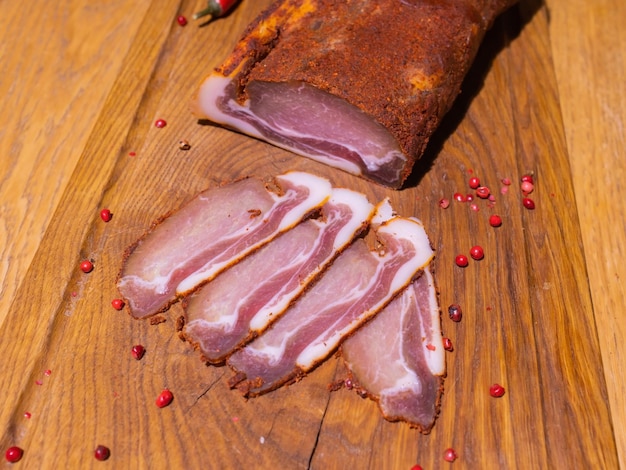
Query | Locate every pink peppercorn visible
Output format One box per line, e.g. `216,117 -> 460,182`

521,174 -> 534,184
453,192 -> 466,203
131,345 -> 146,360
468,177 -> 480,189
177,15 -> 188,26
443,448 -> 458,462
154,118 -> 167,128
443,337 -> 454,351
100,208 -> 112,222
470,245 -> 484,260
80,260 -> 93,273
156,389 -> 174,408
448,304 -> 462,322
521,181 -> 534,194
410,466 -> 424,470
455,254 -> 469,267
111,299 -> 125,311
94,445 -> 110,461
439,198 -> 450,209
490,383 -> 506,397
522,197 -> 536,210
489,214 -> 502,227
476,186 -> 490,199
5,446 -> 23,463
501,177 -> 512,185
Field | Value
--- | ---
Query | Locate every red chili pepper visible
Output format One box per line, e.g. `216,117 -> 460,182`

193,0 -> 240,21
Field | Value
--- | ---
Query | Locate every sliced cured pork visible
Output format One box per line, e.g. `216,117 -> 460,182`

117,171 -> 332,318
183,188 -> 375,364
195,0 -> 518,188
341,267 -> 444,432
227,210 -> 435,396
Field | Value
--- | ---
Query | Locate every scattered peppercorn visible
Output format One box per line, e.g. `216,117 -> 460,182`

443,448 -> 458,462
177,15 -> 188,26
522,197 -> 536,210
80,260 -> 94,273
448,304 -> 462,322
453,192 -> 466,203
470,245 -> 484,260
521,181 -> 534,194
468,177 -> 480,189
5,446 -> 23,463
443,337 -> 454,351
111,299 -> 125,311
455,254 -> 469,267
521,174 -> 534,184
489,383 -> 506,397
489,215 -> 502,227
156,389 -> 174,408
410,465 -> 424,470
132,345 -> 146,360
439,198 -> 450,209
476,186 -> 490,199
154,118 -> 167,128
178,140 -> 191,150
94,445 -> 110,461
100,208 -> 112,222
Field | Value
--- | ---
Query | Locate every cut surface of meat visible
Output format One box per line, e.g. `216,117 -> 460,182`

117,171 -> 332,318
341,267 -> 444,432
183,188 -> 375,364
195,0 -> 518,188
227,212 -> 435,396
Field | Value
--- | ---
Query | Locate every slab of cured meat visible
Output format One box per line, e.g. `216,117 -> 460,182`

341,266 -> 444,432
195,0 -> 518,188
182,187 -> 375,364
117,171 -> 332,318
227,209 -> 435,397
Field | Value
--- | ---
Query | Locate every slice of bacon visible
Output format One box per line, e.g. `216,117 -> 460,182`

341,267 -> 444,432
194,0 -> 517,188
227,210 -> 434,396
182,188 -> 375,364
117,171 -> 332,318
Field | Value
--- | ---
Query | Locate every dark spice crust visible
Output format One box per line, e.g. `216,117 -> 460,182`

209,0 -> 517,188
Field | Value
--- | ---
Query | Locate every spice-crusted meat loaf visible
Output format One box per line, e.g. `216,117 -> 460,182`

195,0 -> 518,188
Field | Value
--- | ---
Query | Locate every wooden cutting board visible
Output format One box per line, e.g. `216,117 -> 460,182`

0,0 -> 619,468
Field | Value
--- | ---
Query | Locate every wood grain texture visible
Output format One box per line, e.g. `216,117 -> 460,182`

0,0 -> 623,468
546,1 -> 626,468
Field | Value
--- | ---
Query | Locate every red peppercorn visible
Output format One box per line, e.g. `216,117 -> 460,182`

100,208 -> 112,222
443,448 -> 458,462
111,299 -> 125,311
470,245 -> 484,260
132,345 -> 146,360
439,198 -> 450,209
521,174 -> 534,184
489,214 -> 502,227
156,389 -> 173,408
501,177 -> 512,185
128,151 -> 136,157
443,337 -> 453,351
521,181 -> 534,194
476,186 -> 490,199
5,446 -> 23,463
410,466 -> 424,470
94,445 -> 110,461
490,383 -> 506,397
448,304 -> 462,322
522,197 -> 536,210
80,260 -> 94,273
177,15 -> 188,26
24,411 -> 31,419
455,254 -> 468,267
154,118 -> 167,128
468,177 -> 480,189
453,192 -> 466,203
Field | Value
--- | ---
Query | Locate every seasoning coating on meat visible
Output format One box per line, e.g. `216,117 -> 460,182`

341,267 -> 444,432
182,188 -> 375,364
227,209 -> 435,396
117,171 -> 332,318
195,0 -> 518,188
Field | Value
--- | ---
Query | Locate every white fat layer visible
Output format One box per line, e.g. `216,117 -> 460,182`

296,217 -> 434,369
175,171 -> 332,293
420,268 -> 445,376
197,75 -> 406,176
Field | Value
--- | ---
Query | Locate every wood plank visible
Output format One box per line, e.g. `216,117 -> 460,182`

546,0 -> 626,467
0,0 -> 619,468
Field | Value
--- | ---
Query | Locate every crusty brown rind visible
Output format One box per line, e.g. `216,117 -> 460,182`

201,0 -> 517,188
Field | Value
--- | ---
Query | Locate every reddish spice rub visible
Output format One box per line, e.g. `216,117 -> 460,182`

195,0 -> 518,188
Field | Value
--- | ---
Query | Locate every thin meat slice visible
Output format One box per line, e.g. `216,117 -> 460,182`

117,171 -> 332,318
194,0 -> 518,188
227,211 -> 434,396
341,267 -> 444,432
183,188 -> 375,364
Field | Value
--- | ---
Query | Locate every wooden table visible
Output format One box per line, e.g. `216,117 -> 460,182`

1,0 -> 624,468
